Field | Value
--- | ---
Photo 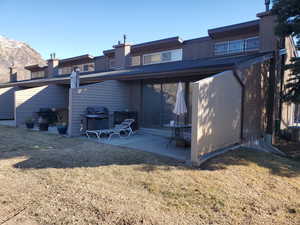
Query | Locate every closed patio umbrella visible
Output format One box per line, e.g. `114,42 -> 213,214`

173,82 -> 187,123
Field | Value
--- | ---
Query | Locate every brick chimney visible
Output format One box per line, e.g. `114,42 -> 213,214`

9,65 -> 17,82
112,35 -> 131,69
47,53 -> 59,77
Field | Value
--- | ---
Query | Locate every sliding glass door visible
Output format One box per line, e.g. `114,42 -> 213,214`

142,81 -> 189,128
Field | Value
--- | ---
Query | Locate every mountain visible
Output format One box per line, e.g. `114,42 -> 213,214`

0,35 -> 45,83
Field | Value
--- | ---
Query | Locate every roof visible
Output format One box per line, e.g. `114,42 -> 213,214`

24,64 -> 48,72
59,54 -> 94,63
208,20 -> 260,38
132,36 -> 183,49
130,36 -> 183,54
0,52 -> 273,88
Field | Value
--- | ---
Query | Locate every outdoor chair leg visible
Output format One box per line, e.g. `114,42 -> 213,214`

108,132 -> 121,141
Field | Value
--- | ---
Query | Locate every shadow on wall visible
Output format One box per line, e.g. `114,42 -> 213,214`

15,85 -> 69,126
238,62 -> 270,141
193,71 -> 242,160
0,87 -> 20,120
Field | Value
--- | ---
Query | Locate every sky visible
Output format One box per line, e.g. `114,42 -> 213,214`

0,0 -> 266,59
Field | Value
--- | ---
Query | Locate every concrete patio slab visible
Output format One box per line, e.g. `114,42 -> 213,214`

0,120 -> 16,127
85,131 -> 191,161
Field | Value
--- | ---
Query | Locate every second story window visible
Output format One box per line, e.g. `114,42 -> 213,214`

83,65 -> 89,72
58,63 -> 95,75
214,37 -> 260,56
109,59 -> 115,69
31,71 -> 45,79
245,37 -> 260,51
143,49 -> 182,65
130,56 -> 141,66
229,40 -> 244,54
214,42 -> 228,56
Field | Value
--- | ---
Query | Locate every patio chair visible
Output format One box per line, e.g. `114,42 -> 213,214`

86,119 -> 135,142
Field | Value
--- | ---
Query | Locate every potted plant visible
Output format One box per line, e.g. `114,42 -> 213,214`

25,117 -> 35,129
38,117 -> 49,131
56,122 -> 68,135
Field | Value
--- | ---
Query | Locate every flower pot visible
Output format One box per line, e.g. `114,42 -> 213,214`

57,125 -> 68,135
25,122 -> 34,129
39,123 -> 49,131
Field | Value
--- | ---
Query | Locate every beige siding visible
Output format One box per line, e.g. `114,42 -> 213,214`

237,62 -> 269,140
281,37 -> 299,129
259,14 -> 278,52
0,87 -> 21,119
68,80 -> 130,136
15,85 -> 69,126
191,70 -> 242,165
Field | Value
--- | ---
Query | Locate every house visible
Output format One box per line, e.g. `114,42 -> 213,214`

0,7 -> 297,165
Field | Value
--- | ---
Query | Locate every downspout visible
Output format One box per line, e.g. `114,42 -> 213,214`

232,68 -> 245,141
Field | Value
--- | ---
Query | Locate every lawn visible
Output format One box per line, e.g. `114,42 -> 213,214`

0,126 -> 299,225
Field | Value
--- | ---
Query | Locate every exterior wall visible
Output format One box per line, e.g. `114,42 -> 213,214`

258,13 -> 278,52
0,87 -> 20,120
128,80 -> 142,124
213,32 -> 259,43
281,37 -> 299,129
68,80 -> 131,136
236,61 -> 269,140
94,56 -> 107,71
15,85 -> 69,126
191,70 -> 242,165
183,38 -> 213,60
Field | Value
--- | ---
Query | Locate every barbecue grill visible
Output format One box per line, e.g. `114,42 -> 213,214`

36,108 -> 57,125
85,106 -> 109,130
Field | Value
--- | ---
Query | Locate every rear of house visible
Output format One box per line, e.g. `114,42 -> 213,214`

0,9 -> 297,165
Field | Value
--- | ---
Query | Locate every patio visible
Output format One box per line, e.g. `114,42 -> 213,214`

0,120 -> 16,127
84,130 -> 191,162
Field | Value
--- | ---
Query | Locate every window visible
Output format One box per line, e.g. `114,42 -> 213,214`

59,67 -> 72,75
214,42 -> 228,56
229,40 -> 244,54
143,49 -> 182,65
245,37 -> 260,51
83,65 -> 89,71
109,59 -> 115,69
214,37 -> 260,56
31,71 -> 45,79
130,56 -> 141,66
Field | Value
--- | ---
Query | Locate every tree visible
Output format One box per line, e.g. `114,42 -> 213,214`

272,0 -> 300,103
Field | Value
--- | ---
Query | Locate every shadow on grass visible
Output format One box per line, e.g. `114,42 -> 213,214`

1,127 -> 299,177
201,148 -> 300,178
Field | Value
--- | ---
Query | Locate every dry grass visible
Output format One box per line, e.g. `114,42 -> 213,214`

0,126 -> 299,225
275,138 -> 300,160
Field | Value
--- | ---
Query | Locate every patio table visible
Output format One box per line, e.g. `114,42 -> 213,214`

164,123 -> 192,147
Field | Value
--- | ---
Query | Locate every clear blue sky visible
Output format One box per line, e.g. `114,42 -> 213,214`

0,0 -> 266,59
